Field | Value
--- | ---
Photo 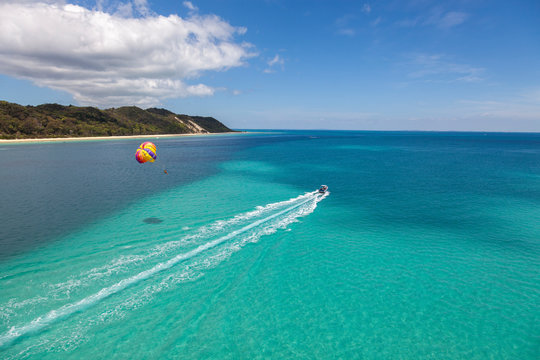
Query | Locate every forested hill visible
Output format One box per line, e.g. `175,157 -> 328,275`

0,101 -> 235,139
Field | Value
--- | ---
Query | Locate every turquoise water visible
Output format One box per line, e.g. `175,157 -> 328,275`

0,131 -> 539,359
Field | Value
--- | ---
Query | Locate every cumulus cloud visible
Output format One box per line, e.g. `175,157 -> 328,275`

0,1 -> 253,107
93,0 -> 152,18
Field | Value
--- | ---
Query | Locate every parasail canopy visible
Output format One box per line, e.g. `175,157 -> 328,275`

135,141 -> 157,164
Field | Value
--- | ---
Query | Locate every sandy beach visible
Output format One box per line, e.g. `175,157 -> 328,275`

0,132 -> 242,144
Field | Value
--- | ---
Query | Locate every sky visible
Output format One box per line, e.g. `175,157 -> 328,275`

0,0 -> 539,131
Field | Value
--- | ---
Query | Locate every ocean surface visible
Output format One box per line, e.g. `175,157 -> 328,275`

0,131 -> 539,359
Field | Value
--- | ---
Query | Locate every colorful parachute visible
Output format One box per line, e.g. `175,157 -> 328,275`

135,142 -> 157,163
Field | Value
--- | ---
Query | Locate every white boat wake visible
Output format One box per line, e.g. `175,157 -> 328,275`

0,190 -> 328,348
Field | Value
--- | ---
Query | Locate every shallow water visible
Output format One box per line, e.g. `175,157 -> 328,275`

1,131 -> 539,359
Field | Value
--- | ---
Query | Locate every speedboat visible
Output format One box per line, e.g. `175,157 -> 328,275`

318,185 -> 328,194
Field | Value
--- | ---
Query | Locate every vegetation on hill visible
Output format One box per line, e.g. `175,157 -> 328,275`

0,101 -> 235,139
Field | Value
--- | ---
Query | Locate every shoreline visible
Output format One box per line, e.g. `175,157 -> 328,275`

0,132 -> 245,144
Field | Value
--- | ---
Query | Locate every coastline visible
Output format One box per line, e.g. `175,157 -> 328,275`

0,132 -> 244,144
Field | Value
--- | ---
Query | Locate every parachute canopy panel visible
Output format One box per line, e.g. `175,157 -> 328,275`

135,142 -> 157,164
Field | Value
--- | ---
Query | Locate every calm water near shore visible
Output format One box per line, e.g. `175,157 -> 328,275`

1,131 -> 539,359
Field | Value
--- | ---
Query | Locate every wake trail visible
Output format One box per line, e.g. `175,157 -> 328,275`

0,191 -> 326,348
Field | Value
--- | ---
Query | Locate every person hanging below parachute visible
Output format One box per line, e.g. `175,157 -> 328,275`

135,141 -> 168,174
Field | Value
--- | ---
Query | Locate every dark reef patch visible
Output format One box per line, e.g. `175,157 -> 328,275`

143,217 -> 163,224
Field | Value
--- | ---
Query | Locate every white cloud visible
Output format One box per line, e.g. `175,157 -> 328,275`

433,11 -> 468,29
396,17 -> 420,27
93,0 -> 152,17
335,14 -> 356,36
7,0 -> 63,3
521,88 -> 540,104
406,53 -> 484,83
0,1 -> 253,107
268,54 -> 283,67
264,54 -> 284,73
131,0 -> 151,16
456,98 -> 540,129
337,28 -> 355,36
371,16 -> 382,27
183,1 -> 198,12
398,9 -> 468,30
362,3 -> 371,14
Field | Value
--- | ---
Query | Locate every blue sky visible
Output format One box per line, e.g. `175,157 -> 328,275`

0,0 -> 539,131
